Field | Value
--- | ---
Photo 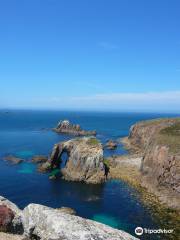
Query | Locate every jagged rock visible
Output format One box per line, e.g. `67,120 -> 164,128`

57,207 -> 76,215
22,203 -> 138,240
53,120 -> 96,136
104,140 -> 118,150
48,137 -> 105,183
31,155 -> 48,163
3,155 -> 23,165
0,196 -> 23,234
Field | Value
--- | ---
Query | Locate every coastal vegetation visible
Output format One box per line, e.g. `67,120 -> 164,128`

87,137 -> 100,146
158,120 -> 180,153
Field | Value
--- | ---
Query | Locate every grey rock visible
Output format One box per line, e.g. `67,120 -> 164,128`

22,203 -> 138,240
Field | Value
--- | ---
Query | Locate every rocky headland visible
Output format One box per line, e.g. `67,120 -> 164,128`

39,137 -> 106,183
53,120 -> 96,136
0,196 -> 138,240
121,118 -> 180,209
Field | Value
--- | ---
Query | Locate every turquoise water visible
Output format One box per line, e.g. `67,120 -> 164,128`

18,162 -> 36,174
0,110 -> 179,239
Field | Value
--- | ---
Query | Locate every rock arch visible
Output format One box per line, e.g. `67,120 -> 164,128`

49,137 -> 105,183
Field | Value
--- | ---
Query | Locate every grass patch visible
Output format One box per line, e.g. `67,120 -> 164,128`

87,138 -> 99,146
158,122 -> 180,154
103,158 -> 110,168
160,122 -> 180,136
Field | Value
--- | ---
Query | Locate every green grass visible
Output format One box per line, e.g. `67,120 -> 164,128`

103,158 -> 110,168
158,122 -> 180,154
87,138 -> 100,146
160,122 -> 180,136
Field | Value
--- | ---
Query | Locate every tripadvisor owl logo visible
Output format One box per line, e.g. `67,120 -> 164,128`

135,227 -> 143,236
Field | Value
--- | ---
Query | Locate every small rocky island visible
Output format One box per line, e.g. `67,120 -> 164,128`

0,196 -> 138,240
39,137 -> 106,183
53,120 -> 96,136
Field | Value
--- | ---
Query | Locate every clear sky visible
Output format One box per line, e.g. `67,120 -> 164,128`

0,0 -> 180,112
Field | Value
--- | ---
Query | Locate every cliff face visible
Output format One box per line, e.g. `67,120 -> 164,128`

127,118 -> 180,203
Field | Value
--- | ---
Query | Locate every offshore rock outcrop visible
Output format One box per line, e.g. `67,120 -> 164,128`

123,118 -> 180,208
0,196 -> 138,240
104,139 -> 118,150
53,120 -> 96,136
48,137 -> 105,183
3,156 -> 23,165
38,137 -> 106,183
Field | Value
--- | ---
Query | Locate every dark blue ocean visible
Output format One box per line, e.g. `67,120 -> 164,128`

0,110 -> 179,239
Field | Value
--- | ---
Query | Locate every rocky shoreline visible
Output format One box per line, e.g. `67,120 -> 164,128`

121,118 -> 180,210
1,117 -> 180,239
0,196 -> 138,240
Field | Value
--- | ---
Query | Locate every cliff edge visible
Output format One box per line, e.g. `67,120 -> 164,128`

123,118 -> 180,209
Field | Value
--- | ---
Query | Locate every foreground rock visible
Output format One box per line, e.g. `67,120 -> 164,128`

57,207 -> 76,215
0,196 -> 23,234
54,120 -> 96,136
123,118 -> 180,209
0,196 -> 138,240
43,137 -> 106,183
0,232 -> 25,240
3,156 -> 23,165
22,204 -> 137,240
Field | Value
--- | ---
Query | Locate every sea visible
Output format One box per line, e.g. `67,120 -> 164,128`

0,110 -> 179,239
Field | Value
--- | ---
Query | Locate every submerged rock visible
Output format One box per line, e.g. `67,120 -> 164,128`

104,140 -> 118,150
53,120 -> 96,136
3,155 -> 23,165
48,137 -> 105,183
22,203 -> 138,240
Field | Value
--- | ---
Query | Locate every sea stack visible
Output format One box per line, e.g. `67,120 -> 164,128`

40,137 -> 106,183
53,120 -> 96,136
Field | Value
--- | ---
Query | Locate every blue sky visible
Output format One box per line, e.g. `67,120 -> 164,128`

0,0 -> 180,112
